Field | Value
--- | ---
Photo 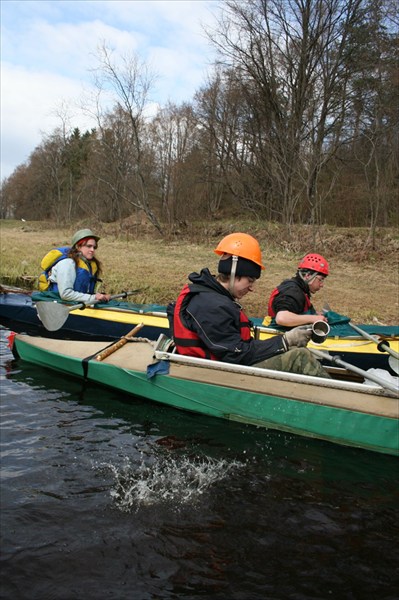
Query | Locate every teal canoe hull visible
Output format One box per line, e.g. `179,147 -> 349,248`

11,334 -> 399,457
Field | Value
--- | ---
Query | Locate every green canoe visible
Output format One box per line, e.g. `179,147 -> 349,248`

10,332 -> 399,456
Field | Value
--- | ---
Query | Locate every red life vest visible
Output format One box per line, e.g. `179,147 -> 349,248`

173,283 -> 252,360
268,285 -> 312,317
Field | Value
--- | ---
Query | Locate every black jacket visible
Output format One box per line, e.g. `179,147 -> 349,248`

174,268 -> 285,366
270,274 -> 315,315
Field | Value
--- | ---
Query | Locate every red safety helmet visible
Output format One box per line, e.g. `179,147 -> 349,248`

298,253 -> 329,276
214,233 -> 265,269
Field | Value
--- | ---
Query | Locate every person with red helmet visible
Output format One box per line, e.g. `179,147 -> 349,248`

167,234 -> 330,378
266,253 -> 329,328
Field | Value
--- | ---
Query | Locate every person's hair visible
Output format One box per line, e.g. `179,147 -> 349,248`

68,245 -> 103,278
217,273 -> 230,283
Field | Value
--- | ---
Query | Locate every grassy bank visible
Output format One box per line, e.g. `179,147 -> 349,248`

1,220 -> 398,324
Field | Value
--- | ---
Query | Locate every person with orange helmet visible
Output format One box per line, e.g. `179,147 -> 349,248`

266,253 -> 329,328
167,234 -> 330,378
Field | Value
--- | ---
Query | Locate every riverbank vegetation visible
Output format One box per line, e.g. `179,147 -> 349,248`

1,1 -> 398,243
1,220 -> 398,324
1,3 -> 397,322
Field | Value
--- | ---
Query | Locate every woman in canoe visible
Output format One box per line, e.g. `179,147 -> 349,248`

266,253 -> 330,328
38,228 -> 111,304
168,233 -> 330,378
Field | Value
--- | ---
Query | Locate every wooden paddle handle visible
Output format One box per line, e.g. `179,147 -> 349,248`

95,323 -> 144,361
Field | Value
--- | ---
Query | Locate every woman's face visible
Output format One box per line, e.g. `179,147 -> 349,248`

78,238 -> 98,261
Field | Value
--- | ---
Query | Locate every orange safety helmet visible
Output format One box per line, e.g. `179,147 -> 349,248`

298,253 -> 329,276
214,233 -> 265,269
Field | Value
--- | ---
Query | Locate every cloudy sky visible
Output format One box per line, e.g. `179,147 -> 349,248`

1,0 -> 221,181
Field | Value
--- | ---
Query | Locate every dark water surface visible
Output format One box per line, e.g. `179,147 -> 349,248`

1,327 -> 398,600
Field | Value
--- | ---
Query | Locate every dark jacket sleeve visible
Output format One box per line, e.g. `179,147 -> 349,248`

185,294 -> 286,366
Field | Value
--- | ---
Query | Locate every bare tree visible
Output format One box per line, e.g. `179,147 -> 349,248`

150,102 -> 200,225
205,0 -> 368,232
87,43 -> 162,232
348,0 -> 399,245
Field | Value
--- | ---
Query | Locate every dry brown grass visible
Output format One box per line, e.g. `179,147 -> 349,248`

1,219 -> 398,324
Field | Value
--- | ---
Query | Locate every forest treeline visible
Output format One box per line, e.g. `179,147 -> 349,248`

1,0 -> 398,242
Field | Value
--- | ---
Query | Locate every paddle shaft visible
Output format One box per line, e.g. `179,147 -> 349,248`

66,290 -> 141,313
348,323 -> 399,359
310,348 -> 398,394
95,323 -> 145,361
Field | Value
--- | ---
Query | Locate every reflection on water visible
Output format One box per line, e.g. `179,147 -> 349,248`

1,326 -> 399,599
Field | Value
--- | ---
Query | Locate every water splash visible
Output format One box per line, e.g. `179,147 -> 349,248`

97,454 -> 244,512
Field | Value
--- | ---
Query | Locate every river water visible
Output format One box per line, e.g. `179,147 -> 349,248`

1,326 -> 398,600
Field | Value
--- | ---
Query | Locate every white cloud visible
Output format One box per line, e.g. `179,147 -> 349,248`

0,0 -> 220,181
1,63 -> 97,179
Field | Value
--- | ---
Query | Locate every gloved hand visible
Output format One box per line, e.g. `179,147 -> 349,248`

283,326 -> 312,349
